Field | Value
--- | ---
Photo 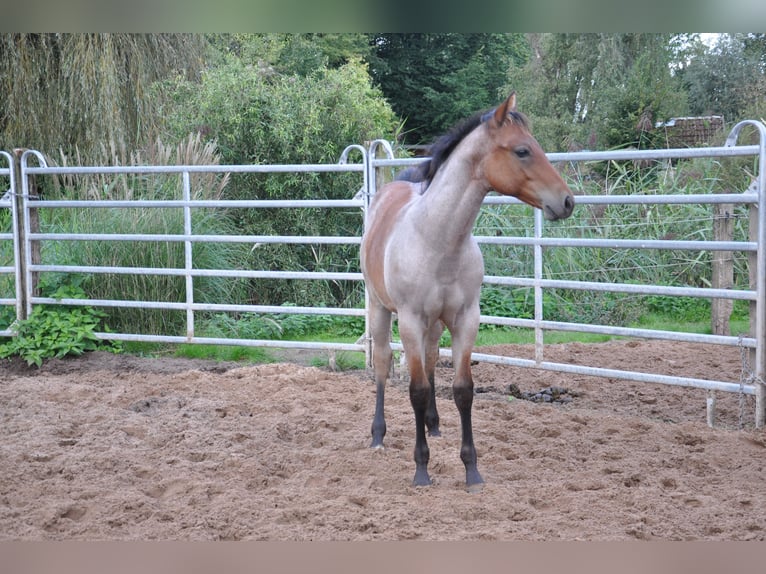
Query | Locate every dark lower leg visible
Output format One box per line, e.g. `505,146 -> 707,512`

369,329 -> 392,449
410,384 -> 431,486
425,372 -> 441,437
370,380 -> 386,448
453,384 -> 483,489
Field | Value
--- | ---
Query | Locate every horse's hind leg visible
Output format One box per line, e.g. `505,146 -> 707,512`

369,300 -> 393,449
424,319 -> 444,437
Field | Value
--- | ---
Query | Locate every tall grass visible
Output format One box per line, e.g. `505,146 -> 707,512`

40,134 -> 249,335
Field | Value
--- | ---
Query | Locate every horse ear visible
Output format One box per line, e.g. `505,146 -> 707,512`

493,92 -> 517,125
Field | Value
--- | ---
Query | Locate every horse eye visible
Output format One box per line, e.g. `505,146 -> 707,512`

514,147 -> 530,159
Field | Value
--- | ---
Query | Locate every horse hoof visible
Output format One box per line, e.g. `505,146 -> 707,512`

370,442 -> 385,451
427,428 -> 442,438
466,482 -> 484,494
412,471 -> 432,487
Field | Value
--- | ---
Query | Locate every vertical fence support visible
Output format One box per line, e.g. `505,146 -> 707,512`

1,151 -> 23,323
15,149 -> 44,319
533,207 -> 545,363
182,170 -> 194,341
726,120 -> 766,428
339,143 -> 370,368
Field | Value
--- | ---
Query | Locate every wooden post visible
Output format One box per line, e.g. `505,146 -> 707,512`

711,201 -> 734,336
708,193 -> 735,427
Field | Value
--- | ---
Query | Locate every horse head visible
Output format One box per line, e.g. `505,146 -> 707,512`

481,92 -> 574,221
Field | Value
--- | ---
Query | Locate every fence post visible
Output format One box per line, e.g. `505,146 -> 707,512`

749,181 -> 763,427
707,196 -> 736,427
711,200 -> 734,336
12,148 -> 41,319
725,120 -> 766,428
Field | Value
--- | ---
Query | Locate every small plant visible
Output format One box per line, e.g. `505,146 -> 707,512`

0,283 -> 121,367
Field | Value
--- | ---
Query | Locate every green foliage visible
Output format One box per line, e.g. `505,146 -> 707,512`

152,54 -> 398,308
680,34 -> 766,122
598,50 -> 689,150
196,307 -> 365,342
479,285 -> 533,330
506,33 -> 689,152
0,282 -> 121,367
368,33 -> 529,144
645,295 -> 710,321
310,351 -> 365,371
174,343 -> 272,363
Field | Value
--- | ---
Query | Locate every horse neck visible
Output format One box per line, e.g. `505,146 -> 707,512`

416,137 -> 490,247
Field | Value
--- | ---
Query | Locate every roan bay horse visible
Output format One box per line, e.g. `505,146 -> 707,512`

360,92 -> 575,491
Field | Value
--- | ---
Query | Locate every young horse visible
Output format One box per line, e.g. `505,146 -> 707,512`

360,92 -> 574,491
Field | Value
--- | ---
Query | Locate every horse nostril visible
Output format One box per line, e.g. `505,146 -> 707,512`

565,195 -> 574,212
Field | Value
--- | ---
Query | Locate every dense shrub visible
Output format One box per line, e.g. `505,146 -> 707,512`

152,57 -> 400,309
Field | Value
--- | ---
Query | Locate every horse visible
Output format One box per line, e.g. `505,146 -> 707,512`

360,92 -> 575,492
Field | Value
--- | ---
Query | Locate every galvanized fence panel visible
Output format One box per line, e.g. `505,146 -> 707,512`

14,147 -> 369,355
3,121 -> 765,427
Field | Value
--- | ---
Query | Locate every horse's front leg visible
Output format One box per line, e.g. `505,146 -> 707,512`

399,315 -> 432,487
424,319 -> 444,437
449,309 -> 484,492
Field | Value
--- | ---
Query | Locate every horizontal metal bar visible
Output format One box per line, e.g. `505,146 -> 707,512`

372,145 -> 761,169
469,351 -> 757,395
30,296 -> 364,316
27,199 -> 365,209
476,236 -> 757,251
24,163 -> 364,175
481,193 -> 757,206
96,331 -> 365,352
547,145 -> 761,162
30,265 -> 363,281
483,275 -> 757,300
27,233 -> 755,251
386,341 -> 755,395
479,314 -> 757,348
30,233 -> 361,245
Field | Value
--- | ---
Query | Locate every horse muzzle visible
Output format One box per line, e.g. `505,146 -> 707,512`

543,192 -> 575,221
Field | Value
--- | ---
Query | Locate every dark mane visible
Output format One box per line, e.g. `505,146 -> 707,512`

395,108 -> 528,188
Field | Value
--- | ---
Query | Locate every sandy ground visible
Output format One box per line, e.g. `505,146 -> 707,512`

1,339 -> 764,541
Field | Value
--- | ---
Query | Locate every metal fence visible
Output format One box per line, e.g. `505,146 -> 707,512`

1,120 -> 764,427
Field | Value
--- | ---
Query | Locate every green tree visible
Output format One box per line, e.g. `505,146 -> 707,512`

506,33 -> 688,151
207,33 -> 372,76
367,33 -> 529,144
681,33 -> 766,123
0,33 -> 206,157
